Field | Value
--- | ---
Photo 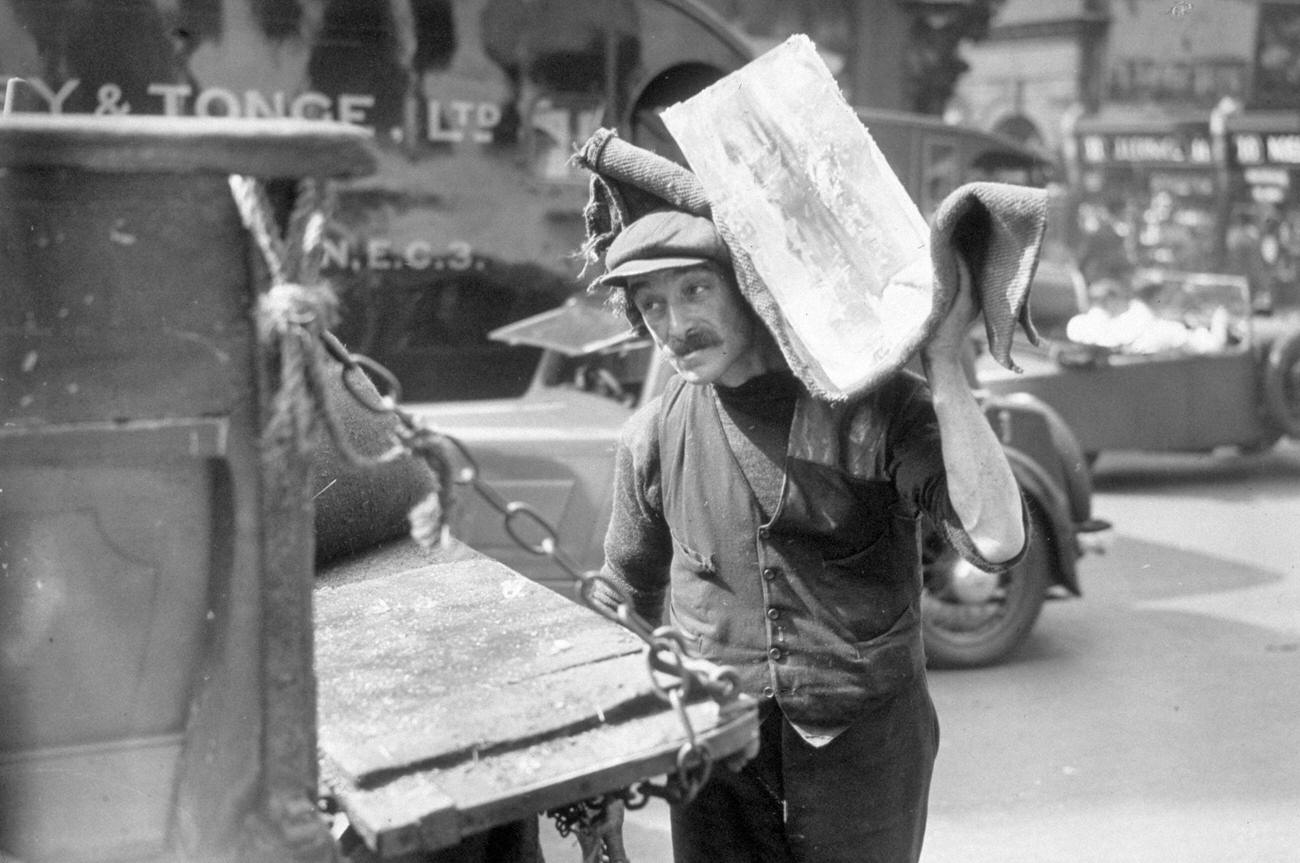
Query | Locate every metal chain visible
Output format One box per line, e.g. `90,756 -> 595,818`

226,168 -> 735,856
318,332 -> 740,809
546,795 -> 628,863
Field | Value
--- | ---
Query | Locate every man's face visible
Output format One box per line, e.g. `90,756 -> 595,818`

628,263 -> 767,387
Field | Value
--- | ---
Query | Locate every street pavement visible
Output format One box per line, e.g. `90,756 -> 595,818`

542,442 -> 1300,862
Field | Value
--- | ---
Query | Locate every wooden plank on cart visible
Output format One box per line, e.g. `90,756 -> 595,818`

323,689 -> 756,858
315,541 -> 759,856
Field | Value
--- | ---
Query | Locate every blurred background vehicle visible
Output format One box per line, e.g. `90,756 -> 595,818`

976,270 -> 1300,465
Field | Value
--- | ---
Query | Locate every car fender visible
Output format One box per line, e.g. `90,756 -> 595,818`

982,390 -> 1094,524
1000,445 -> 1082,596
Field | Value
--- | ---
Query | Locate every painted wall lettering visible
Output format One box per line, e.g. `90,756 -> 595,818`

320,237 -> 484,273
1080,133 -> 1213,165
1266,134 -> 1300,164
1231,132 -> 1300,166
8,76 -> 550,151
426,99 -> 502,143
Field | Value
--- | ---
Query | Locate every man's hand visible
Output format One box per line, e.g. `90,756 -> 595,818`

921,254 -> 977,368
919,253 -> 1026,566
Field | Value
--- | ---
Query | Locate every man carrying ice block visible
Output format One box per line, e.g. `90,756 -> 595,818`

571,36 -> 1034,862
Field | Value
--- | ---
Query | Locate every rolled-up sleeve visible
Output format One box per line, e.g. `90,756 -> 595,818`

884,377 -> 1029,573
592,399 -> 673,626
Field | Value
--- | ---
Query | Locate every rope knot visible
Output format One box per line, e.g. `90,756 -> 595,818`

231,176 -> 458,553
258,281 -> 339,343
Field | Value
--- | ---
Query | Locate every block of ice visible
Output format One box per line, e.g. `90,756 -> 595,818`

661,34 -> 935,397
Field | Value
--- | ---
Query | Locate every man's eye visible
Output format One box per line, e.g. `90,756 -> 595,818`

685,282 -> 709,297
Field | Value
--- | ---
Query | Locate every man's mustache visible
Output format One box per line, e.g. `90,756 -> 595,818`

666,329 -> 722,356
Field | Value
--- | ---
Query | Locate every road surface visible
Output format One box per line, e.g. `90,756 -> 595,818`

542,442 -> 1300,861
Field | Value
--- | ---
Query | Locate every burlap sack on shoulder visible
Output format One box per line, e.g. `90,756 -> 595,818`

572,129 -> 1046,400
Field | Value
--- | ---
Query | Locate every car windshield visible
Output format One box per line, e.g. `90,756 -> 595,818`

1134,270 -> 1252,327
489,291 -> 637,356
489,292 -> 657,405
1065,269 -> 1252,357
1132,269 -> 1252,347
544,338 -> 657,406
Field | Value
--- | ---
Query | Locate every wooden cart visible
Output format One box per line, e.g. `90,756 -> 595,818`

0,113 -> 756,863
317,540 -> 758,858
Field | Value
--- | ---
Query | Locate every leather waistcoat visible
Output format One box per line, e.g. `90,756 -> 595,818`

657,378 -> 926,725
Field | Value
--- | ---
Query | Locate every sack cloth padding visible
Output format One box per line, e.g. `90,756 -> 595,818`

573,129 -> 1047,400
311,354 -> 439,567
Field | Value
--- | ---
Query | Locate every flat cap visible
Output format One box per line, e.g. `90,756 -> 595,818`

595,209 -> 730,286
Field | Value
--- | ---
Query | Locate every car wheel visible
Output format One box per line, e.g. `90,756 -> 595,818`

921,502 -> 1051,669
1263,330 -> 1300,438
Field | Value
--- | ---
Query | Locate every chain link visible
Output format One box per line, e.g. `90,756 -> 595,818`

318,332 -> 741,810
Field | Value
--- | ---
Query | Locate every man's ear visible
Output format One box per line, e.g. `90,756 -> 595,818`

615,284 -> 647,333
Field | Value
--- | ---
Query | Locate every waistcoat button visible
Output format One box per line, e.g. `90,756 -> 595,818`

766,607 -> 780,620
758,527 -> 771,540
763,567 -> 779,580
768,646 -> 784,661
761,686 -> 775,698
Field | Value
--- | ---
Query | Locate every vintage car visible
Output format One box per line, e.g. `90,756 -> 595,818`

976,269 -> 1300,464
409,279 -> 1112,670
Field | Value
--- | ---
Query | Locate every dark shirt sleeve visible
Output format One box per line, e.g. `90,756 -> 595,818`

882,375 -> 1029,573
593,398 -> 673,626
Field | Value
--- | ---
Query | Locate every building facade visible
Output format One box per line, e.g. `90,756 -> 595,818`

952,0 -> 1267,153
955,0 -> 1300,307
699,0 -> 1005,114
948,0 -> 1107,154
